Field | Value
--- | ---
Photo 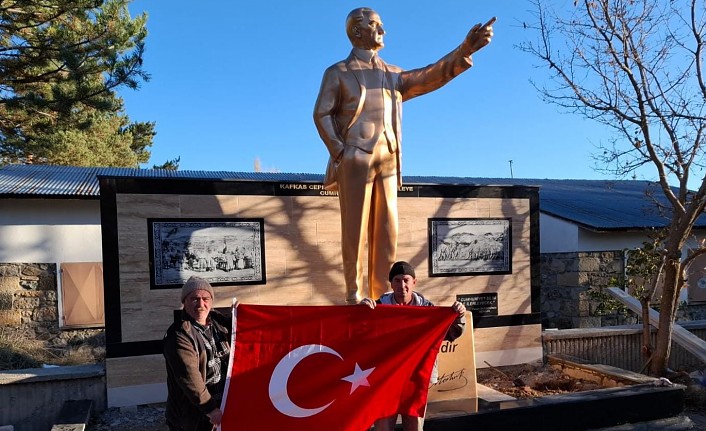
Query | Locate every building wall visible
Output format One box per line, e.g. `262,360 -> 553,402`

540,214 -> 579,253
577,228 -> 653,252
0,199 -> 101,263
540,213 -> 653,253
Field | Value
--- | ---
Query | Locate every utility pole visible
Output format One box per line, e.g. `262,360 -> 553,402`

509,160 -> 514,178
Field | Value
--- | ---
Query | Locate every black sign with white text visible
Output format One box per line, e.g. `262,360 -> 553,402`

456,293 -> 498,316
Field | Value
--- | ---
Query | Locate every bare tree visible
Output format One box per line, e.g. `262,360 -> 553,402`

520,0 -> 706,375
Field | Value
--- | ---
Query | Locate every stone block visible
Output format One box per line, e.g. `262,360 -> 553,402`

38,275 -> 56,291
0,276 -> 20,292
0,309 -> 21,326
21,265 -> 43,277
541,301 -> 560,314
33,307 -> 57,322
0,292 -> 12,310
557,272 -> 578,286
548,259 -> 566,273
541,272 -> 557,287
578,299 -> 591,317
565,259 -> 580,272
19,278 -> 38,290
578,257 -> 601,272
14,296 -> 40,309
572,316 -> 602,328
0,264 -> 20,276
544,286 -> 563,301
590,275 -> 611,287
609,261 -> 624,273
559,300 -> 579,316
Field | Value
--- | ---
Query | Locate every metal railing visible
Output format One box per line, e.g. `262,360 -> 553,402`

542,321 -> 706,372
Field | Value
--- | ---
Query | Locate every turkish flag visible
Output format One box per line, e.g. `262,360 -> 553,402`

220,304 -> 457,431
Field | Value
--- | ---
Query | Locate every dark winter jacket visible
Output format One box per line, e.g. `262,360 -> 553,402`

163,309 -> 232,431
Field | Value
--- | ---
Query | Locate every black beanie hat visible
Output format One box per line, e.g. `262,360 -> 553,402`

388,261 -> 415,282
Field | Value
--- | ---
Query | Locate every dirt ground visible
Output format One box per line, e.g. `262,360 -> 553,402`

476,361 -> 606,398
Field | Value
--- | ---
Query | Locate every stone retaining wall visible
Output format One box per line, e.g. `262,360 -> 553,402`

0,263 -> 104,367
540,251 -> 631,329
0,263 -> 57,332
541,251 -> 706,329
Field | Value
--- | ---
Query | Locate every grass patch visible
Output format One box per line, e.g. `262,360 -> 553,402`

0,328 -> 100,370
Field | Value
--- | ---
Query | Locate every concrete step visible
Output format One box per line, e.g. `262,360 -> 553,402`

588,414 -> 697,430
50,400 -> 93,431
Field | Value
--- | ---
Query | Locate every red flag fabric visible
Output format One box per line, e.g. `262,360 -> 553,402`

220,304 -> 456,431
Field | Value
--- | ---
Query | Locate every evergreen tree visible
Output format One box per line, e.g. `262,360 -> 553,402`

0,0 -> 153,166
153,156 -> 180,171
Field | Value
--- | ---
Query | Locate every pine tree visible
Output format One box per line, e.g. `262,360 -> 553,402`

0,0 -> 153,166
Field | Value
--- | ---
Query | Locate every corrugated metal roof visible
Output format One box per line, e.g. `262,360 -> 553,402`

412,176 -> 695,230
1,164 -> 703,231
0,164 -> 322,196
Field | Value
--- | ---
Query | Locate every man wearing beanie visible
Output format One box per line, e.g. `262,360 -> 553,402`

360,261 -> 466,431
163,276 -> 232,431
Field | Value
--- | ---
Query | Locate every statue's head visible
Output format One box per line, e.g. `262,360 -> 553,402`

346,7 -> 385,51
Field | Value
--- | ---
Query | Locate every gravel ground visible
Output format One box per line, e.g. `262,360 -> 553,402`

88,403 -> 168,431
86,402 -> 706,431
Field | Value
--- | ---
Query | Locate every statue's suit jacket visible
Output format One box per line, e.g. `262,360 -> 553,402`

314,46 -> 473,190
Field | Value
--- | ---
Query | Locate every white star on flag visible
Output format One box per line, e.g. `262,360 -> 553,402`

341,363 -> 375,394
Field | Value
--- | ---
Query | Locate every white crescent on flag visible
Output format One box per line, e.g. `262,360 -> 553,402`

268,344 -> 376,418
268,344 -> 342,418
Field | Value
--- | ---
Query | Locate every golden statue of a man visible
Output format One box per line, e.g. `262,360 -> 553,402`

314,7 -> 495,304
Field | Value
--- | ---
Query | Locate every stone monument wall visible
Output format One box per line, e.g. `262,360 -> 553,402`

99,177 -> 542,407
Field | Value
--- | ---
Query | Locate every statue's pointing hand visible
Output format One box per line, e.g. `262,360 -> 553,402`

461,17 -> 496,57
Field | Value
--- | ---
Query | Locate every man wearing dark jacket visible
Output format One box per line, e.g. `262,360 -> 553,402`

163,276 -> 232,431
360,261 -> 466,431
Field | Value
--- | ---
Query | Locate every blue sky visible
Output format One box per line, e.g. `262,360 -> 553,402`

122,1 -> 635,182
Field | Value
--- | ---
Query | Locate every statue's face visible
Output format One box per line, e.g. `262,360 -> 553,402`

355,11 -> 385,51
